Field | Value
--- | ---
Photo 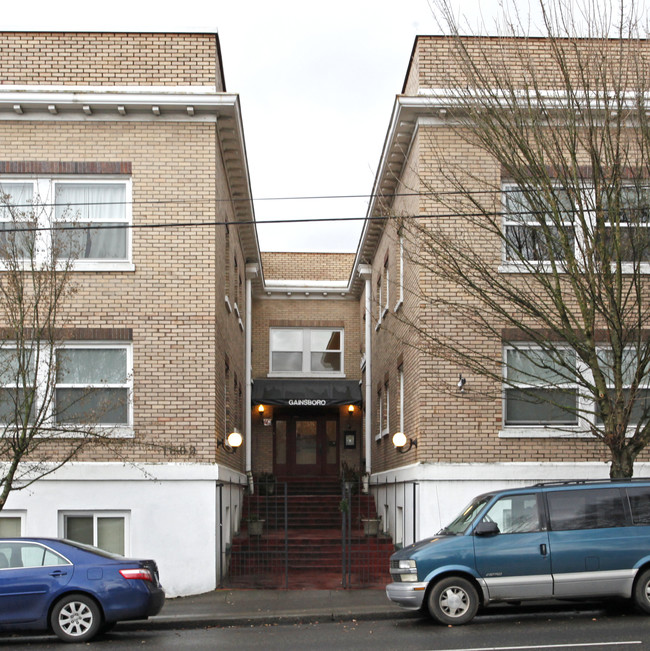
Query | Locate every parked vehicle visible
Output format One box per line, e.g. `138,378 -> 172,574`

0,538 -> 164,642
387,479 -> 650,625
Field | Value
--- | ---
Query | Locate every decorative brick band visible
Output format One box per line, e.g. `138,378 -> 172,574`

0,162 -> 132,175
0,327 -> 133,341
269,320 -> 345,328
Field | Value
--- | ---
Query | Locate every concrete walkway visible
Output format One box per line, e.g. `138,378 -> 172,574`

124,588 -> 415,631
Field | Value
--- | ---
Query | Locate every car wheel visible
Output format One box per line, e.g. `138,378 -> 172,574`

50,594 -> 102,643
634,569 -> 650,614
427,576 -> 479,625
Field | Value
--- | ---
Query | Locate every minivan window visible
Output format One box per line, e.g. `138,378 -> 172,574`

627,487 -> 650,524
480,494 -> 541,533
439,495 -> 493,535
547,488 -> 626,530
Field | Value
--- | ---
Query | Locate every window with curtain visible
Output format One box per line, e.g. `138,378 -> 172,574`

504,346 -> 577,426
55,346 -> 131,426
54,183 -> 128,260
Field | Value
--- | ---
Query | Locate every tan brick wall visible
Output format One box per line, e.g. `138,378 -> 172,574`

261,252 -> 355,282
0,32 -> 223,88
405,35 -> 650,94
0,117 -> 246,471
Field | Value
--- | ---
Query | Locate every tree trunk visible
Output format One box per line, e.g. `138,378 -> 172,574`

609,447 -> 635,478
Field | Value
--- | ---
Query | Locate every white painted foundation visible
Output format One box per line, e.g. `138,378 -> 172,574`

0,462 -> 246,598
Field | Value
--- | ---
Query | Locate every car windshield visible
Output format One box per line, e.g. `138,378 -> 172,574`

438,495 -> 493,535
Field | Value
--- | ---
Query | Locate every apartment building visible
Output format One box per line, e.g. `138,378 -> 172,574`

0,32 -> 257,597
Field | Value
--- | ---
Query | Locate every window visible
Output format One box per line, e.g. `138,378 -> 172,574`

627,487 -> 650,525
397,365 -> 404,434
395,232 -> 404,310
382,381 -> 389,436
595,347 -> 650,425
0,177 -> 132,270
0,514 -> 23,537
602,186 -> 650,262
269,328 -> 343,376
54,182 -> 128,261
383,257 -> 390,318
0,541 -> 69,569
55,344 -> 132,427
504,347 -> 577,426
480,494 -> 541,534
547,489 -> 626,530
503,185 -> 574,263
0,346 -> 36,424
0,182 -> 35,258
62,512 -> 127,555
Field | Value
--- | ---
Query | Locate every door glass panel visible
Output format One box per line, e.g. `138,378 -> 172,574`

326,420 -> 337,464
275,420 -> 287,465
295,420 -> 317,466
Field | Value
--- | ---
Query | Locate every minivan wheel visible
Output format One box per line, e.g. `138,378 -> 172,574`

634,569 -> 650,614
50,594 -> 102,643
427,576 -> 479,625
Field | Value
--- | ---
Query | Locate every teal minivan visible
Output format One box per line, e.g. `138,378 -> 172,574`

386,479 -> 650,624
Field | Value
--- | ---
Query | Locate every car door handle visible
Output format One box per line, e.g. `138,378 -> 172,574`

540,544 -> 548,556
49,571 -> 67,577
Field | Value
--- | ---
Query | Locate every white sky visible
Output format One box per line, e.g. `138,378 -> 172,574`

2,0 -> 505,253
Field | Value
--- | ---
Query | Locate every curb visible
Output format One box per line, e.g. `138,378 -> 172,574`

118,608 -> 416,631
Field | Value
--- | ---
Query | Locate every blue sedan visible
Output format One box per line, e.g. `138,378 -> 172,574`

0,538 -> 164,643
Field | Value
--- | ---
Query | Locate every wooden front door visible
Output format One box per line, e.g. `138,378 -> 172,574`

274,414 -> 339,477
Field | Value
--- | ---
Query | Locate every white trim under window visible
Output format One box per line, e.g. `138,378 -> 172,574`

0,177 -> 133,272
59,511 -> 129,556
269,327 -> 344,377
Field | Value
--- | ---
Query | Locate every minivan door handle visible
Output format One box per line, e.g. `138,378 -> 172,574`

540,544 -> 548,556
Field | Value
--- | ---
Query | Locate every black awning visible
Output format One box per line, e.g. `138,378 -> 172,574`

251,378 -> 363,407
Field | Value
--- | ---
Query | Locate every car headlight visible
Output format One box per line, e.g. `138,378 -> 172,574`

391,558 -> 418,581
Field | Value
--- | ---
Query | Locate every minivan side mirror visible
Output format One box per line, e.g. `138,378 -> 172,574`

474,521 -> 500,536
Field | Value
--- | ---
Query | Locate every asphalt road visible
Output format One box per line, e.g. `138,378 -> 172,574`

2,602 -> 650,649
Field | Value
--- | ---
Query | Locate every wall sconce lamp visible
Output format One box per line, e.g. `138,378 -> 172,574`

348,404 -> 355,414
218,429 -> 243,454
392,431 -> 417,453
258,404 -> 265,415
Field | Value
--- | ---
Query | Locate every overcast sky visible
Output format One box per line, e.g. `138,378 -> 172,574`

3,0 -> 506,252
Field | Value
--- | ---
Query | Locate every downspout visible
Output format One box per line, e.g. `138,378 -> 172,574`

358,264 -> 373,475
244,263 -> 259,474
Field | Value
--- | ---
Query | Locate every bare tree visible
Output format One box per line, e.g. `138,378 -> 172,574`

394,0 -> 650,477
0,188 -> 119,510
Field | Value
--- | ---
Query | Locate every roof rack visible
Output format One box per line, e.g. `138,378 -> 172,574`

533,478 -> 650,487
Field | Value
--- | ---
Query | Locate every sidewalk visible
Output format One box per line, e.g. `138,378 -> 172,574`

124,588 -> 414,631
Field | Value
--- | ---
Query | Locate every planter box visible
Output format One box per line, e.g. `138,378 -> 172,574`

361,518 -> 381,537
248,519 -> 265,536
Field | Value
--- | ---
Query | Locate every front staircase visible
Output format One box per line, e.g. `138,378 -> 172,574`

227,477 -> 394,589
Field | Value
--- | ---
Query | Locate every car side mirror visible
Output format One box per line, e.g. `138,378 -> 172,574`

474,521 -> 500,536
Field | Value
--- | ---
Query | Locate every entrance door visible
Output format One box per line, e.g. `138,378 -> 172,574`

274,415 -> 339,477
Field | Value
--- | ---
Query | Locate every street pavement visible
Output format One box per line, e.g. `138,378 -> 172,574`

122,588 -> 415,631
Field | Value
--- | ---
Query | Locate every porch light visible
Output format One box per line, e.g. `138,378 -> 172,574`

218,429 -> 243,454
393,431 -> 417,453
258,404 -> 265,414
348,404 -> 354,414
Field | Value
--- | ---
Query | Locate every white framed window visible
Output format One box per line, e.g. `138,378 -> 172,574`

595,347 -> 650,425
60,511 -> 129,555
502,184 -> 575,264
0,177 -> 133,271
55,343 -> 133,429
269,328 -> 343,377
601,186 -> 650,263
398,365 -> 404,434
395,233 -> 404,311
376,387 -> 382,440
0,512 -> 24,537
382,381 -> 389,437
383,258 -> 390,318
376,277 -> 382,329
0,346 -> 37,425
503,346 -> 578,427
